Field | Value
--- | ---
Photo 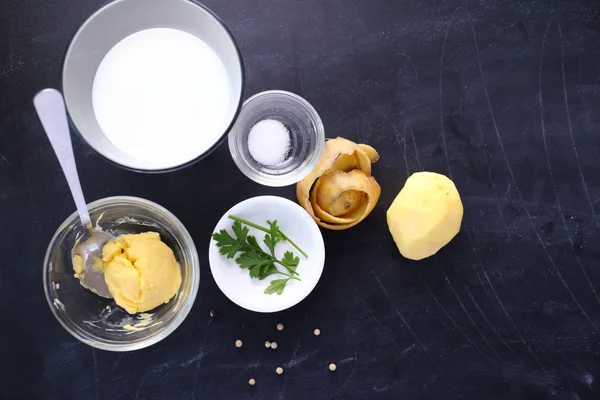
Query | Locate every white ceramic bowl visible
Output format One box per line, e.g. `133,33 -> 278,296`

62,0 -> 244,172
209,196 -> 325,313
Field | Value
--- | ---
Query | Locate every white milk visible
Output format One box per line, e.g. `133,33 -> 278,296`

92,28 -> 231,168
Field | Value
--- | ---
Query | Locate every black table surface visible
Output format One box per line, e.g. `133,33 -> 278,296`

2,0 -> 600,399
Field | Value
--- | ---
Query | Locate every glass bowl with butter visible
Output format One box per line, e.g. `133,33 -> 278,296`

43,196 -> 199,351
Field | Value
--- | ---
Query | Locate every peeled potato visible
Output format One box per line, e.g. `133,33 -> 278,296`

387,172 -> 463,260
297,137 -> 381,230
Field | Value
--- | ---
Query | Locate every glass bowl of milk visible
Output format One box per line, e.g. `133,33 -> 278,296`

228,90 -> 325,187
62,0 -> 244,172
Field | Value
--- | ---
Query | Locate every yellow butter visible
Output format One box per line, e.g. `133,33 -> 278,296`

102,232 -> 181,314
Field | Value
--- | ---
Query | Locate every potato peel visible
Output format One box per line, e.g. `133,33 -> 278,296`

315,171 -> 365,216
358,144 -> 379,163
297,137 -> 381,230
326,190 -> 364,217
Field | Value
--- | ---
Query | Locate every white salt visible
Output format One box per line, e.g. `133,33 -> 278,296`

247,119 -> 291,166
92,28 -> 231,168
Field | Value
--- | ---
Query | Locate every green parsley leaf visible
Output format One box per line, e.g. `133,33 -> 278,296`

212,216 -> 306,295
236,251 -> 271,270
264,278 -> 290,295
264,220 -> 283,255
211,229 -> 242,259
280,251 -> 300,269
257,264 -> 280,280
231,221 -> 249,243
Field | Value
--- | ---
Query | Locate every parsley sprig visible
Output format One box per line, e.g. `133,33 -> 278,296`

228,215 -> 308,258
212,216 -> 307,295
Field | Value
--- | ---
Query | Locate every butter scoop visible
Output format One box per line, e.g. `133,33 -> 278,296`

102,232 -> 182,314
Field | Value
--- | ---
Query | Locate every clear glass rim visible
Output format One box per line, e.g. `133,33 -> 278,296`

61,0 -> 245,174
228,90 -> 325,187
43,196 -> 200,351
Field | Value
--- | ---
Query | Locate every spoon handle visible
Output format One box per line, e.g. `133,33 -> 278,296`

34,88 -> 90,227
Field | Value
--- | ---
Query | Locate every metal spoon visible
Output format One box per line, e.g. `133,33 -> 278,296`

34,88 -> 113,298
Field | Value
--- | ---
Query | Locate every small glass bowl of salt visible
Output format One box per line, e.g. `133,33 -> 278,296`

228,90 -> 325,187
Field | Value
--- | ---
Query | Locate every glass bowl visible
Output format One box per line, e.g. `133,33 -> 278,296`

228,90 -> 325,187
43,196 -> 199,351
62,0 -> 244,172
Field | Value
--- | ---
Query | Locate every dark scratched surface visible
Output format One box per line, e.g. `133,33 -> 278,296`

2,0 -> 600,399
